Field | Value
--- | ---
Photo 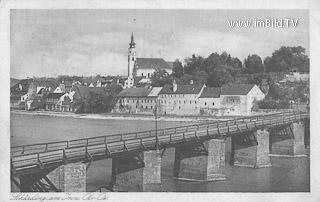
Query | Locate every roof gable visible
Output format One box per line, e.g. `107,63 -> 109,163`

135,58 -> 172,70
221,84 -> 255,95
159,84 -> 204,95
199,87 -> 221,98
118,87 -> 152,98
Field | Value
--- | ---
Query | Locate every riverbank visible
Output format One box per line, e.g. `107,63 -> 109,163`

10,110 -> 232,122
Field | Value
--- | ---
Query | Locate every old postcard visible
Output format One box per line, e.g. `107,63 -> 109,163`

1,0 -> 320,201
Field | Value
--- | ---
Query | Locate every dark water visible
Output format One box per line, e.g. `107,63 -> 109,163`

10,113 -> 310,192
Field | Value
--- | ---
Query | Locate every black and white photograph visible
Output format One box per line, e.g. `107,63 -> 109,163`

1,0 -> 320,201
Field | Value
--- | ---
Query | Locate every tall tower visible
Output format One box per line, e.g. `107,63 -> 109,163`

128,32 -> 136,78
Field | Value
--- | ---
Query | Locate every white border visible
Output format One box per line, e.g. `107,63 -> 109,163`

1,0 -> 319,201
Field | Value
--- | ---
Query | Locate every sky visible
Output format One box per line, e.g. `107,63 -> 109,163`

10,9 -> 309,79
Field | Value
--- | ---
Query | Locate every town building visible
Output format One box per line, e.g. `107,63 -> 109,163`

199,87 -> 221,116
158,81 -> 205,115
10,79 -> 33,108
115,86 -> 161,114
45,93 -> 65,111
219,84 -> 265,116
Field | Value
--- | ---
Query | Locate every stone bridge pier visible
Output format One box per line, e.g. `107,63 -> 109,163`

173,139 -> 226,181
110,150 -> 161,192
15,163 -> 87,192
231,129 -> 271,168
269,122 -> 306,156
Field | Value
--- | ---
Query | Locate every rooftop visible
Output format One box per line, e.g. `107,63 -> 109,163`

118,87 -> 152,98
199,87 -> 221,98
135,58 -> 172,70
46,93 -> 65,99
159,84 -> 204,95
220,84 -> 255,95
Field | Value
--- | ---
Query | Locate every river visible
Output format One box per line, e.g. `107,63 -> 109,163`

10,112 -> 310,192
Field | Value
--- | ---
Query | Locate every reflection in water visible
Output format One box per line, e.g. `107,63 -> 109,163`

11,113 -> 309,192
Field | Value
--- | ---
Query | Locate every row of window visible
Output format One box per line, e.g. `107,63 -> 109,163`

160,94 -> 197,99
122,99 -> 215,106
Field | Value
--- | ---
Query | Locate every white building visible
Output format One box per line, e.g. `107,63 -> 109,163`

219,84 -> 265,116
158,80 -> 205,115
199,87 -> 221,116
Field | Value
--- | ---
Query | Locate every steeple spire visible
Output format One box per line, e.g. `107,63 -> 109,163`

129,32 -> 135,48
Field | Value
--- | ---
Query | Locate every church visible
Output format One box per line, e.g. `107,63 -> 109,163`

124,33 -> 173,88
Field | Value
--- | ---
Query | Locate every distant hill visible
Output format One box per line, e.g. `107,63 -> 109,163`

10,78 -> 20,87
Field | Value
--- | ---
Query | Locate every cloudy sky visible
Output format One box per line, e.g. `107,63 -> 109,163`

10,9 -> 309,79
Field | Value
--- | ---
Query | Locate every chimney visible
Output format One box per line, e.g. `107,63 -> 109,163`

173,80 -> 177,92
190,80 -> 193,85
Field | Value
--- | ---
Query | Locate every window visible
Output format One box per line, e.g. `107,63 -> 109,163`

205,102 -> 207,106
190,101 -> 192,104
132,57 -> 134,61
148,73 -> 150,78
195,101 -> 197,104
141,73 -> 144,76
146,106 -> 148,109
151,106 -> 153,109
141,100 -> 143,103
184,101 -> 186,104
179,106 -> 181,109
213,102 -> 215,106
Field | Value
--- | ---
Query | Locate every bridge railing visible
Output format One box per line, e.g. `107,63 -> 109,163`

11,111 -> 303,156
11,111 -> 308,175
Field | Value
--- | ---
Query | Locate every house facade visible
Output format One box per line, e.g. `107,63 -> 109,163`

45,93 -> 65,111
220,84 -> 265,116
115,87 -> 159,114
158,81 -> 205,115
199,87 -> 221,116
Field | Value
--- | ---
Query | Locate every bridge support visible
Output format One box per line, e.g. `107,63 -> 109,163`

231,129 -> 271,168
47,163 -> 86,192
270,122 -> 305,156
110,150 -> 161,192
173,139 -> 226,181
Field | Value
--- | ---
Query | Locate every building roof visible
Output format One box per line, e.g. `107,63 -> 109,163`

11,79 -> 33,93
148,87 -> 163,97
46,93 -> 65,99
135,58 -> 172,70
118,87 -> 152,98
159,84 -> 204,95
220,84 -> 255,95
199,87 -> 221,98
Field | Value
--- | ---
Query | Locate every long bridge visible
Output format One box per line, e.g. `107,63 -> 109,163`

11,111 -> 310,192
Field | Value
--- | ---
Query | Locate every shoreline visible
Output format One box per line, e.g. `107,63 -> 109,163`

10,110 -> 227,122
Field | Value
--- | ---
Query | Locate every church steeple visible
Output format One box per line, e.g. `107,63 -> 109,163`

129,32 -> 135,48
128,32 -> 136,79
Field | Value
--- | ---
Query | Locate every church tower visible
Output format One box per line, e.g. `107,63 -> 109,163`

128,32 -> 136,78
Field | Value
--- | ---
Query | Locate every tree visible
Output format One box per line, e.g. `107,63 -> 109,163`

184,54 -> 205,75
264,46 -> 309,73
243,54 -> 264,74
172,59 -> 184,78
207,65 -> 234,87
150,69 -> 173,87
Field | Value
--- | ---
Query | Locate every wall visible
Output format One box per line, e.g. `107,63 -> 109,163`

158,93 -> 200,115
220,95 -> 247,116
199,97 -> 220,116
135,68 -> 172,78
117,97 -> 157,114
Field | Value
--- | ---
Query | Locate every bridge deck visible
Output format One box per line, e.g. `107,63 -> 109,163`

11,111 -> 308,176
